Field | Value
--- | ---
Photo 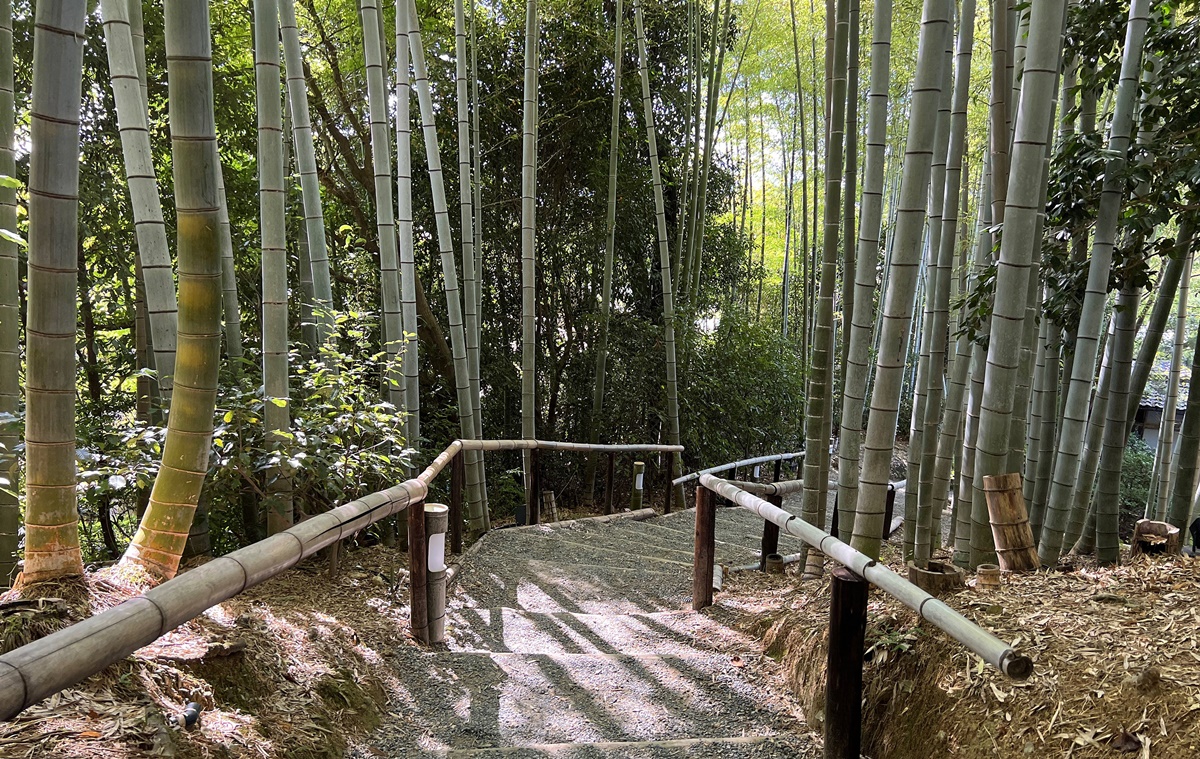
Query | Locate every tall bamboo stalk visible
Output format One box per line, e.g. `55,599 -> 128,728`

395,0 -> 419,452
0,0 -> 17,586
405,0 -> 487,531
279,0 -> 334,343
585,0 -> 625,505
360,0 -> 403,408
837,0 -> 891,541
518,0 -> 539,504
849,0 -> 951,560
1153,252 -> 1191,520
633,0 -> 684,504
1036,0 -> 1151,564
123,0 -> 225,579
22,1 -> 87,583
969,0 -> 1067,567
100,0 -> 178,397
215,158 -> 242,360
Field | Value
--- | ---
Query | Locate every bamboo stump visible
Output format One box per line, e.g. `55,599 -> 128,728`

630,460 -> 645,511
907,560 -> 966,596
983,473 -> 1041,572
1130,519 -> 1181,557
977,564 -> 1002,590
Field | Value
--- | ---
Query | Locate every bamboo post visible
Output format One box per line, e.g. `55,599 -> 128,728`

425,503 -> 448,644
530,448 -> 541,525
604,452 -> 615,515
760,494 -> 782,571
542,490 -> 558,522
773,459 -> 783,483
327,539 -> 340,578
824,566 -> 867,759
631,460 -> 645,510
450,452 -> 464,554
983,473 -> 1041,571
692,486 -> 716,610
408,497 -> 429,644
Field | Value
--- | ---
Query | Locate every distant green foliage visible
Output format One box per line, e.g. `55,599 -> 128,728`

1119,436 -> 1155,540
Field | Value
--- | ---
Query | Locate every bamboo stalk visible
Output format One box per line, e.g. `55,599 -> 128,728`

0,0 -> 17,587
395,0 -> 419,451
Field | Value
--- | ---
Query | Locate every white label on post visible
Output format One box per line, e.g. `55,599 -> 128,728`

754,465 -> 761,478
428,533 -> 447,573
635,473 -> 644,490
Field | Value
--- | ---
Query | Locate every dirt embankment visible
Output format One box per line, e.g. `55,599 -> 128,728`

728,547 -> 1200,758
1,542 -> 413,758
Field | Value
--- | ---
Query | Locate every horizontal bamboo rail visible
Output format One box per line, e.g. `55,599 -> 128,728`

0,481 -> 427,720
714,478 -> 805,496
673,451 -> 803,486
419,438 -> 685,484
699,475 -> 1032,680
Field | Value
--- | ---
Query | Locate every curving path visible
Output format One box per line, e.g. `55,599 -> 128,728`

355,506 -> 819,758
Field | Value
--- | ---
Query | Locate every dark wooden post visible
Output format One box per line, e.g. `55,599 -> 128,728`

662,454 -> 671,514
408,497 -> 429,644
883,482 -> 897,539
773,458 -> 782,483
528,447 -> 541,525
450,452 -> 464,554
692,486 -> 716,610
604,452 -> 616,516
327,539 -> 340,578
760,494 -> 782,571
824,566 -> 867,759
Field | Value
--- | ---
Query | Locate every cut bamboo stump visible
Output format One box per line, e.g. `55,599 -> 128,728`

983,473 -> 1041,572
1131,519 -> 1181,557
425,504 -> 448,644
542,490 -> 559,523
977,563 -> 1002,590
631,460 -> 645,511
907,560 -> 966,596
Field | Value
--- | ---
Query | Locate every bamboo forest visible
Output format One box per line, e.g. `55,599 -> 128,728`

0,0 -> 1198,756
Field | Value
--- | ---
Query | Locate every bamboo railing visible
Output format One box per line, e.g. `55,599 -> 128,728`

0,438 -> 683,720
672,451 -> 803,486
697,474 -> 1032,680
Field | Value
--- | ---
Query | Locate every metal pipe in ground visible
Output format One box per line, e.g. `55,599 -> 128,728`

824,566 -> 867,759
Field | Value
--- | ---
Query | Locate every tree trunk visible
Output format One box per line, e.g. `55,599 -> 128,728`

123,0 -> 225,580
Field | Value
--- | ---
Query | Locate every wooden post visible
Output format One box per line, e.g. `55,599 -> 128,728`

604,452 -> 616,516
760,494 -> 781,571
983,473 -> 1041,571
425,504 -> 449,644
824,566 -> 867,759
773,458 -> 782,483
327,539 -> 340,579
450,452 -> 464,554
692,486 -> 716,610
408,497 -> 429,644
662,454 -> 671,514
630,460 -> 645,510
883,483 -> 896,539
528,447 -> 541,525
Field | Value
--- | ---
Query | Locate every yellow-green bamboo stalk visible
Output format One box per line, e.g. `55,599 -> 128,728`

395,0 -> 419,450
123,0 -> 225,579
22,0 -> 87,583
519,0 -> 538,497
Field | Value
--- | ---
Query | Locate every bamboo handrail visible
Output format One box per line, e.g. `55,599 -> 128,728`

699,474 -> 1033,680
419,438 -> 686,483
0,480 -> 427,720
673,451 -> 803,486
712,477 -> 805,496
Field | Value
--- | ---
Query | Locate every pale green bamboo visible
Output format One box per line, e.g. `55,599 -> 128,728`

911,14 -> 955,563
1064,310 -> 1112,552
680,0 -> 718,301
123,0 -> 225,579
100,0 -> 178,395
837,0 -> 858,381
470,0 -> 483,327
632,0 -> 684,504
1168,321 -> 1200,531
395,0 -> 419,452
849,0 -> 951,560
518,0 -> 538,503
22,1 -> 87,583
215,158 -> 242,360
969,0 -> 1067,567
1036,0 -> 1151,564
988,0 -> 1010,230
1027,319 -> 1059,538
0,0 -> 16,587
800,0 -> 849,578
254,0 -> 292,537
1093,281 -> 1139,564
1125,244 -> 1189,434
584,0 -> 625,507
1154,252 -> 1191,521
836,0 -> 891,539
279,0 -> 334,344
360,0 -> 403,408
405,0 -> 487,531
1023,318 -> 1047,504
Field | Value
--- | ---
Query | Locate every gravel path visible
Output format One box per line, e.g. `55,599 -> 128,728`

352,508 -> 817,758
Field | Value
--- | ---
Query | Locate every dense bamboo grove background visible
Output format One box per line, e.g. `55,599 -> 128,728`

0,0 -> 1197,586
